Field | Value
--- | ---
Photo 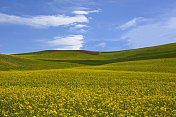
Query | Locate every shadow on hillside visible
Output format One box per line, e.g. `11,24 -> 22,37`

43,60 -> 115,65
41,52 -> 176,66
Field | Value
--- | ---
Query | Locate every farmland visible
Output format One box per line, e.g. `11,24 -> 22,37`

0,43 -> 176,116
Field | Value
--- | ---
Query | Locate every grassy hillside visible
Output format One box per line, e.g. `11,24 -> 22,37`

100,43 -> 176,60
78,58 -> 176,73
15,50 -> 103,60
0,43 -> 176,71
15,43 -> 176,61
0,54 -> 86,71
15,43 -> 176,66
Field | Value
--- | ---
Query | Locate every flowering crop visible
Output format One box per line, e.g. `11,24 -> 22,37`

0,69 -> 175,116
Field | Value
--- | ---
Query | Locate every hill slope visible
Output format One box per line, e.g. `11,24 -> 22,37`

78,58 -> 176,73
15,43 -> 176,60
0,54 -> 86,71
0,43 -> 176,71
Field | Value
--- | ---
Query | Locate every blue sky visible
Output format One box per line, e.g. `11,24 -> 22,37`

0,0 -> 176,54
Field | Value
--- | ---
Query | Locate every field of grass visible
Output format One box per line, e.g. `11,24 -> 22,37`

0,43 -> 176,116
15,43 -> 176,61
78,58 -> 176,73
0,54 -> 86,71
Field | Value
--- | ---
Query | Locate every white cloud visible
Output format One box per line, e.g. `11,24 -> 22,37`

55,45 -> 82,50
0,13 -> 88,28
79,29 -> 86,33
73,11 -> 89,15
76,7 -> 89,10
73,10 -> 100,15
118,17 -> 145,30
48,35 -> 84,50
74,24 -> 88,28
122,17 -> 176,49
96,42 -> 106,48
69,24 -> 89,33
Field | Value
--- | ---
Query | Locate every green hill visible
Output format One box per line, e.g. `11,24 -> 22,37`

15,43 -> 176,60
78,58 -> 176,73
0,54 -> 86,71
0,42 -> 176,71
14,50 -> 103,60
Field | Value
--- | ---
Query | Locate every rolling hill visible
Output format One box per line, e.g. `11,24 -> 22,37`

0,43 -> 176,116
0,42 -> 176,72
14,43 -> 176,60
0,53 -> 86,71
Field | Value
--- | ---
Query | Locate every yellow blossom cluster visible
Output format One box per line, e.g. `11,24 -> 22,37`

0,69 -> 175,116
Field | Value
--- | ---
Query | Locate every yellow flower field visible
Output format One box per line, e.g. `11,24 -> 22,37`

0,69 -> 175,116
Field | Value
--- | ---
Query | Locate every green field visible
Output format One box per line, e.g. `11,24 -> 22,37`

0,43 -> 176,116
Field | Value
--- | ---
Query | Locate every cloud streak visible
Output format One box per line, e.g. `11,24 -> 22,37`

118,17 -> 145,30
0,13 -> 88,28
48,35 -> 84,50
122,17 -> 176,49
73,24 -> 88,28
68,24 -> 88,33
96,42 -> 106,48
73,10 -> 100,15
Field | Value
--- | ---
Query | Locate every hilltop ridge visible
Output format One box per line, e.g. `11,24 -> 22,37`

15,50 -> 100,55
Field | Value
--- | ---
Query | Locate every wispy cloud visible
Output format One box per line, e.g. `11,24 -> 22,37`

96,42 -> 106,48
69,24 -> 89,33
48,35 -> 84,50
73,10 -> 100,15
73,24 -> 88,28
118,17 -> 145,30
122,16 -> 176,49
0,13 -> 88,28
166,17 -> 176,29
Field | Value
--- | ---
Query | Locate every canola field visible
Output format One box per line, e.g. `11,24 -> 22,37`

0,69 -> 176,116
0,43 -> 176,116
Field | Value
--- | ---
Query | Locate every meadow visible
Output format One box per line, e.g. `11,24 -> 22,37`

0,43 -> 176,116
